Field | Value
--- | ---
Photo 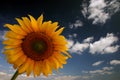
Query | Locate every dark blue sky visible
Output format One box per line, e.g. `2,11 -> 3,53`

0,0 -> 120,80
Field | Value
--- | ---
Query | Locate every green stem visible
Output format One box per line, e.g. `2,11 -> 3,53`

11,70 -> 19,80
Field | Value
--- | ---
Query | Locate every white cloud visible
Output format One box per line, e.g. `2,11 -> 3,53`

0,71 -> 92,80
92,61 -> 104,66
0,71 -> 33,80
89,33 -> 119,54
0,30 -> 6,41
69,20 -> 83,29
54,75 -> 79,80
82,0 -> 120,24
54,75 -> 92,80
0,72 -> 7,75
106,0 -> 120,15
83,37 -> 94,43
84,67 -> 113,75
69,41 -> 89,54
88,0 -> 109,24
103,45 -> 119,53
67,39 -> 74,49
89,69 -> 112,75
68,33 -> 77,39
67,36 -> 92,54
81,0 -> 88,18
67,33 -> 119,54
73,20 -> 83,28
102,67 -> 113,71
110,60 -> 120,65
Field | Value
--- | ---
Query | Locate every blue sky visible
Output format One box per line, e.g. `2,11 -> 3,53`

0,0 -> 120,80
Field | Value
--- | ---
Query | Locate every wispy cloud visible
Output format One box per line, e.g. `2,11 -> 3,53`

67,33 -> 77,39
92,61 -> 104,66
82,0 -> 120,24
110,60 -> 120,65
69,20 -> 83,29
83,66 -> 113,75
54,75 -> 93,80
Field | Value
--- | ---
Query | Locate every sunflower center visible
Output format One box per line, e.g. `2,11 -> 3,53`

31,41 -> 47,53
22,32 -> 53,61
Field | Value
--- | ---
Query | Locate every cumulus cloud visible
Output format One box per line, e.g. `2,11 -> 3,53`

68,33 -> 119,54
69,20 -> 83,29
88,0 -> 109,24
83,37 -> 94,43
92,61 -> 104,66
103,45 -> 120,53
82,0 -> 120,24
110,60 -> 120,65
69,41 -> 89,54
67,39 -> 74,49
67,37 -> 93,54
89,33 -> 119,54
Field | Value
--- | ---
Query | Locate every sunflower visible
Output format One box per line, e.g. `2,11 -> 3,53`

2,14 -> 71,77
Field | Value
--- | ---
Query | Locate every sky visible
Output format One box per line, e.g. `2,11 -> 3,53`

0,0 -> 120,80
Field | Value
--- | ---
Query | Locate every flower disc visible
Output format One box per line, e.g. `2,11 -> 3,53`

22,32 -> 53,61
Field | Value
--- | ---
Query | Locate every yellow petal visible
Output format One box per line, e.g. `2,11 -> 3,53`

3,47 -> 22,56
63,51 -> 72,58
52,27 -> 64,37
45,60 -> 52,74
48,56 -> 59,70
54,46 -> 68,51
22,17 -> 33,32
37,14 -> 43,30
58,53 -> 68,60
13,55 -> 27,69
44,21 -> 52,34
46,22 -> 58,35
41,60 -> 49,77
2,39 -> 22,46
51,22 -> 58,31
18,58 -> 30,74
16,18 -> 30,33
33,61 -> 42,77
7,50 -> 24,64
26,59 -> 34,76
40,21 -> 51,32
53,35 -> 67,44
4,45 -> 21,49
5,31 -> 24,39
28,15 -> 39,32
54,53 -> 67,64
4,24 -> 27,36
52,54 -> 63,68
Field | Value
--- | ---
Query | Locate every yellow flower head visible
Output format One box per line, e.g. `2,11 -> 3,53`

2,14 -> 71,77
